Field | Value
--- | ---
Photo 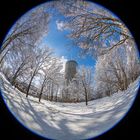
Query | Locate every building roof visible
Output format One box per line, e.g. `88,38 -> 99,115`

66,60 -> 78,65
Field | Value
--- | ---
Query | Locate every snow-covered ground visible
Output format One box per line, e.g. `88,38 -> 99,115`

0,72 -> 139,140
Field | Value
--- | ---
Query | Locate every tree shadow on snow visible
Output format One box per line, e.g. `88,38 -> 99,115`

1,80 -> 138,140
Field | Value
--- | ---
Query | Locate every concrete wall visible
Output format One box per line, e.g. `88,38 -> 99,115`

65,60 -> 78,85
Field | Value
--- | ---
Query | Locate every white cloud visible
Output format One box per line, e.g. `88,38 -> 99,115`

56,20 -> 65,31
60,56 -> 67,73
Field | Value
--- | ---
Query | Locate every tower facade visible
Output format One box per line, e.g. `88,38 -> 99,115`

65,60 -> 78,85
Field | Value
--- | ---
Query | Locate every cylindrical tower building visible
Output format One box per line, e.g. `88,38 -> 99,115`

65,60 -> 78,85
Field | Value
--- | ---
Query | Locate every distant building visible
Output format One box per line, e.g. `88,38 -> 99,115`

65,60 -> 78,85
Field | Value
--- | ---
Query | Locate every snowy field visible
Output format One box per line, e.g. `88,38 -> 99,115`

0,72 -> 139,140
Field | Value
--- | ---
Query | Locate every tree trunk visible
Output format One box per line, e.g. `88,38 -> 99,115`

56,85 -> 59,102
26,74 -> 35,98
48,82 -> 51,100
0,49 -> 10,64
11,59 -> 27,85
82,80 -> 88,106
39,87 -> 44,102
51,82 -> 54,101
85,88 -> 88,106
39,78 -> 46,102
11,68 -> 21,85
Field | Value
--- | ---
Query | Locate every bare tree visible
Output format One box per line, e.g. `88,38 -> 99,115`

38,57 -> 63,102
94,44 -> 140,98
0,5 -> 50,63
80,66 -> 92,105
125,40 -> 140,83
26,47 -> 53,98
62,66 -> 93,104
53,0 -> 134,57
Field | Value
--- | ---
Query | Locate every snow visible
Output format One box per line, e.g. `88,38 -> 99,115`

0,72 -> 139,140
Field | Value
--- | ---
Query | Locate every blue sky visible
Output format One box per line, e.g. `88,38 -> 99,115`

41,10 -> 95,67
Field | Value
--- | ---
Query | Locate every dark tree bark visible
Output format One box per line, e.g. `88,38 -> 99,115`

26,71 -> 36,98
55,84 -> 59,102
82,80 -> 88,106
11,60 -> 27,85
39,77 -> 47,102
51,82 -> 54,101
39,87 -> 44,102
